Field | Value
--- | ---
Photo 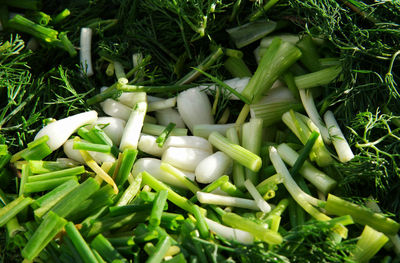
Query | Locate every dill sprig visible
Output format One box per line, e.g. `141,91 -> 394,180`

0,35 -> 90,151
336,111 -> 400,213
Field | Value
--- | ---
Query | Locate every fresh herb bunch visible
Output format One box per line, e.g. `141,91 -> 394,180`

1,0 -> 400,262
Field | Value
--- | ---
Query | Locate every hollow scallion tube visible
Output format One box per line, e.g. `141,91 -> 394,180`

114,61 -> 128,85
226,127 -> 246,189
87,125 -> 119,157
267,199 -> 289,218
141,171 -> 204,215
193,123 -> 235,138
156,123 -> 176,147
149,190 -> 169,227
219,181 -> 246,197
8,15 -> 58,43
145,235 -> 171,263
249,101 -> 304,128
22,211 -> 67,261
192,205 -> 209,239
87,211 -> 149,237
91,234 -> 127,263
53,8 -> 70,24
221,212 -> 282,245
27,166 -> 85,182
269,146 -> 330,221
244,179 -> 271,213
0,196 -> 33,227
73,141 -> 112,153
19,163 -> 30,196
28,160 -> 76,174
80,27 -> 93,76
294,65 -> 342,90
24,176 -> 78,194
290,131 -> 319,177
114,148 -> 138,187
209,131 -> 262,172
282,111 -> 333,167
69,185 -> 115,222
205,218 -> 253,245
143,123 -> 188,137
190,175 -> 229,203
119,101 -> 147,151
325,194 -> 400,236
226,20 -> 277,49
21,139 -> 53,161
296,35 -> 321,72
116,172 -> 142,206
50,178 -> 100,218
256,174 -> 282,196
351,225 -> 389,262
324,110 -> 354,163
0,189 -> 24,237
196,192 -> 259,210
224,57 -> 252,78
65,222 -> 98,263
160,162 -> 200,194
299,88 -> 331,144
277,143 -> 336,194
241,38 -> 301,103
161,212 -> 185,231
242,118 -> 263,184
34,179 -> 79,218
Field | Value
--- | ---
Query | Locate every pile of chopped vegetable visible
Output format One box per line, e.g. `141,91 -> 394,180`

1,0 -> 400,262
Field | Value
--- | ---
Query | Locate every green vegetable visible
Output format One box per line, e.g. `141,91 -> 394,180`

1,1 -> 400,262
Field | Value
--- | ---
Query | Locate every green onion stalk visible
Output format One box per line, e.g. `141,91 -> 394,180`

241,38 -> 302,103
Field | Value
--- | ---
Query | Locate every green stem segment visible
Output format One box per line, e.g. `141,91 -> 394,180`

351,225 -> 389,263
224,57 -> 252,78
28,166 -> 85,182
296,35 -> 321,72
325,194 -> 400,235
34,179 -> 79,218
208,131 -> 262,172
8,15 -> 59,43
176,48 -> 224,85
294,66 -> 342,89
65,222 -> 98,263
145,236 -> 171,263
0,196 -> 33,227
249,0 -> 281,21
116,172 -> 142,206
50,178 -> 100,219
160,162 -> 200,194
141,171 -> 203,215
222,212 -> 282,245
73,141 -> 112,153
241,38 -> 302,103
91,234 -> 127,263
226,127 -> 246,189
242,118 -> 263,184
190,175 -> 229,203
192,205 -> 209,239
156,123 -> 176,147
22,211 -> 67,261
24,176 -> 78,194
149,190 -> 169,227
114,149 -> 138,186
53,8 -> 70,24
